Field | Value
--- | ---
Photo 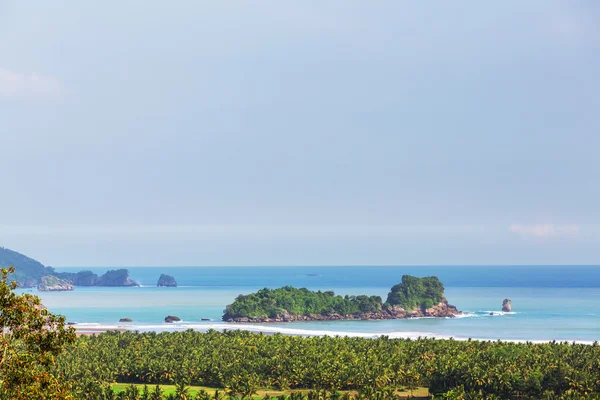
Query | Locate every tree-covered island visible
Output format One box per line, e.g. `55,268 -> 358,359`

223,275 -> 460,322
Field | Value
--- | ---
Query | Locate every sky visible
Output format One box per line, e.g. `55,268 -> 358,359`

1,1 -> 599,266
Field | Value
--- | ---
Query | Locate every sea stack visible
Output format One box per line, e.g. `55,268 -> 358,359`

157,274 -> 177,287
502,299 -> 512,312
165,315 -> 181,323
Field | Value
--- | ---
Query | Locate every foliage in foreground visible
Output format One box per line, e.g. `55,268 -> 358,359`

56,329 -> 600,399
0,266 -> 76,399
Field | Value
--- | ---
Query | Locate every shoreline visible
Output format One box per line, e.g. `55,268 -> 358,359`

72,323 -> 598,345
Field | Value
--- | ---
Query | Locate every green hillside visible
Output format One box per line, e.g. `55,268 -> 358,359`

0,246 -> 54,287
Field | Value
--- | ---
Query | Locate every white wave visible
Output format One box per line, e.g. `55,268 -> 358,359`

452,312 -> 478,319
482,311 -> 518,316
77,322 -> 436,339
72,322 -> 598,345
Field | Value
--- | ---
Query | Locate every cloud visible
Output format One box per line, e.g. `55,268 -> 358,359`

509,224 -> 580,239
0,68 -> 61,97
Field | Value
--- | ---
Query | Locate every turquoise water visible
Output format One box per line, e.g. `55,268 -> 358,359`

23,266 -> 600,342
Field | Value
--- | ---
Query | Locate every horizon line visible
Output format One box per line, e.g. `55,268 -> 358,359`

51,264 -> 600,268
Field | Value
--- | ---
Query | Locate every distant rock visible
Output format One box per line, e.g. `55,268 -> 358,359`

37,275 -> 74,292
502,299 -> 512,312
165,315 -> 181,323
157,274 -> 177,287
95,269 -> 138,286
201,318 -> 210,321
71,270 -> 99,286
57,269 -> 138,287
119,318 -> 133,322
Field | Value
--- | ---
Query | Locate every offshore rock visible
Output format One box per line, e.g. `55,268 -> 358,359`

157,274 -> 177,287
56,269 -> 138,287
502,299 -> 512,312
225,300 -> 461,323
119,318 -> 133,322
164,315 -> 181,323
37,275 -> 74,292
71,270 -> 99,286
95,269 -> 139,287
423,299 -> 461,318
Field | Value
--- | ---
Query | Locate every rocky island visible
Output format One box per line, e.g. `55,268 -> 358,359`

1,246 -> 139,288
157,274 -> 177,287
56,269 -> 139,287
223,275 -> 461,323
37,275 -> 74,291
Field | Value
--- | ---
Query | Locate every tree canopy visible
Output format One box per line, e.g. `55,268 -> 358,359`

0,266 -> 76,399
386,275 -> 445,310
223,286 -> 383,319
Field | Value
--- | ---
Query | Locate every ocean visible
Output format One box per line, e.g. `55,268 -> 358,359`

23,266 -> 600,343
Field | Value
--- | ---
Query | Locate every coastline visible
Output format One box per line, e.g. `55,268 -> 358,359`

71,321 -> 598,345
32,271 -> 600,344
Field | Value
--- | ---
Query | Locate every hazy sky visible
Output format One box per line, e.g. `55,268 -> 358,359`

1,1 -> 599,266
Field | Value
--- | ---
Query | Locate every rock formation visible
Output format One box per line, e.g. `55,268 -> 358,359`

95,269 -> 139,286
56,269 -> 138,287
70,270 -> 100,286
157,274 -> 177,287
225,300 -> 461,323
502,299 -> 512,312
37,275 -> 74,291
164,315 -> 181,323
119,318 -> 132,322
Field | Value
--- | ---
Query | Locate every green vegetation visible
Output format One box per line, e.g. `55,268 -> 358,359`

0,266 -> 76,399
223,275 -> 449,321
223,286 -> 382,319
386,275 -> 445,310
109,382 -> 429,399
53,329 -> 600,399
4,264 -> 600,399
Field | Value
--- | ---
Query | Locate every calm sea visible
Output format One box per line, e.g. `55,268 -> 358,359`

23,266 -> 600,342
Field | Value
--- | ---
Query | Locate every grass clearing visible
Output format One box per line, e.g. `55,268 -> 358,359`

112,383 -> 429,398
